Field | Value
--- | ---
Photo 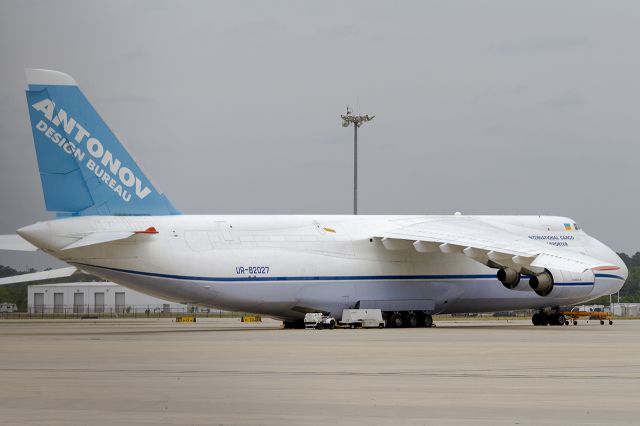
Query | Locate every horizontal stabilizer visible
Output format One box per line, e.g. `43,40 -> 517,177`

0,234 -> 38,251
62,231 -> 136,250
62,227 -> 158,250
0,266 -> 77,286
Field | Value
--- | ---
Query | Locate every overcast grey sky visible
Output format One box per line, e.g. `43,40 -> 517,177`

1,0 -> 638,269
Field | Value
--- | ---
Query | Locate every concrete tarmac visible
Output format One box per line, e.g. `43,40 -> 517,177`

0,318 -> 639,425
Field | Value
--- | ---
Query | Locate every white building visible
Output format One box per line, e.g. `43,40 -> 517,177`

573,303 -> 640,317
611,303 -> 640,317
27,282 -> 189,314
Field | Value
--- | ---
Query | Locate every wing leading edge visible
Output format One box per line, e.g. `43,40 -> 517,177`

375,216 -> 618,274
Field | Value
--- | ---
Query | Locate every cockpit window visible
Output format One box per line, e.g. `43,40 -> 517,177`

574,223 -> 580,230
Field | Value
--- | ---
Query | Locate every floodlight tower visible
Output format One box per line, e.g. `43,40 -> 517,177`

341,107 -> 374,215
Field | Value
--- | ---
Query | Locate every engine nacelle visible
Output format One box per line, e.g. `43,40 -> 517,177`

530,269 -> 595,298
529,271 -> 554,296
497,268 -> 521,289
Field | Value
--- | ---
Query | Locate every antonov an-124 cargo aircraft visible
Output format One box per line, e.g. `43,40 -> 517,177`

0,69 -> 627,328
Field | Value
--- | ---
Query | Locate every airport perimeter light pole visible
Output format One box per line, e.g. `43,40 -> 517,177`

341,107 -> 374,215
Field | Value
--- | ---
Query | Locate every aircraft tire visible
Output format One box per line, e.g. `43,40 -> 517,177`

539,315 -> 549,326
423,314 -> 434,328
557,314 -> 566,326
406,313 -> 418,328
283,321 -> 305,329
531,313 -> 542,326
390,313 -> 403,328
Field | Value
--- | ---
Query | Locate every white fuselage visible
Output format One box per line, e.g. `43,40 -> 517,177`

18,215 -> 626,321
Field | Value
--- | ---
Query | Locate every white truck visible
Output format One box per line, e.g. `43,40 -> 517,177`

304,313 -> 337,330
340,309 -> 385,328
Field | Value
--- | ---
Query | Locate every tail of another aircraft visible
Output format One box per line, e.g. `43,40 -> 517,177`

25,69 -> 179,216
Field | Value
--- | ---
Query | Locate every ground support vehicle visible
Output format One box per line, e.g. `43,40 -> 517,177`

340,309 -> 385,328
561,310 -> 614,326
304,313 -> 337,330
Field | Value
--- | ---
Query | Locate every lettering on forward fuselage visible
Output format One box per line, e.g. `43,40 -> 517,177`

528,234 -> 574,247
30,98 -> 151,202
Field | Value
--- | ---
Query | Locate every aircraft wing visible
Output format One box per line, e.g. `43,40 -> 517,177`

0,234 -> 38,251
0,266 -> 77,286
375,216 -> 617,273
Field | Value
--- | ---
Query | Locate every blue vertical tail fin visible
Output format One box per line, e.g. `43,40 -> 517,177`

25,69 -> 179,216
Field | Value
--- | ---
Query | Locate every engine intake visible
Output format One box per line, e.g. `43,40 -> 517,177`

497,268 -> 521,289
529,271 -> 554,296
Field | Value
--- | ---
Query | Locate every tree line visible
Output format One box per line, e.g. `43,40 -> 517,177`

609,253 -> 640,302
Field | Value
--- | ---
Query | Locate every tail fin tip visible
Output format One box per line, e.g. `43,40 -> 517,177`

26,68 -> 76,86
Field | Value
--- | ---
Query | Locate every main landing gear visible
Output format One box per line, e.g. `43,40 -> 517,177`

282,320 -> 305,329
531,310 -> 566,326
383,311 -> 435,328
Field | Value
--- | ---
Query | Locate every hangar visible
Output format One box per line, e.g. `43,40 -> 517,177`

27,282 -> 188,314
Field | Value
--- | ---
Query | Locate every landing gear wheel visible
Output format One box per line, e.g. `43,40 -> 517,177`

557,314 -> 566,326
283,321 -> 304,329
390,313 -> 403,328
406,313 -> 418,328
423,314 -> 434,328
532,313 -> 542,326
540,315 -> 549,326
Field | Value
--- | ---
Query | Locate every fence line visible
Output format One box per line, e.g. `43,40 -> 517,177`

1,304 -> 247,319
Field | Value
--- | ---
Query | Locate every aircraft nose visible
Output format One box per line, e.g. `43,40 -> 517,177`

16,222 -> 53,250
606,251 -> 628,293
586,236 -> 628,293
617,254 -> 629,281
605,247 -> 629,281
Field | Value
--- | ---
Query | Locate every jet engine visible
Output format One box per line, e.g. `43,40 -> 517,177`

529,269 -> 595,298
529,270 -> 554,296
497,268 -> 521,289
